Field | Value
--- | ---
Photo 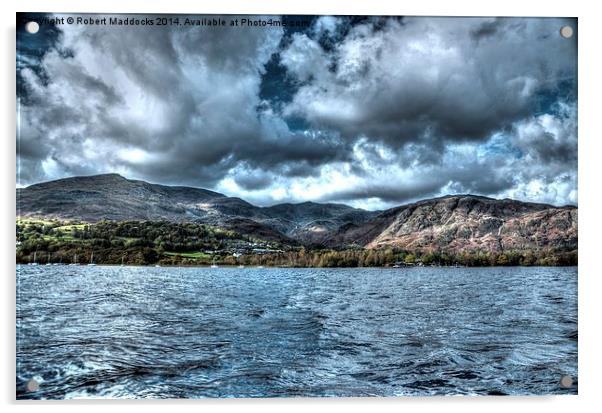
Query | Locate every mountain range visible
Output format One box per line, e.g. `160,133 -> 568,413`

17,174 -> 578,253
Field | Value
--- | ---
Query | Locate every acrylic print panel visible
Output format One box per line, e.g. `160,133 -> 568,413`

16,13 -> 578,399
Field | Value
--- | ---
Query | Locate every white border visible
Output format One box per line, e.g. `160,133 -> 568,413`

3,1 -> 601,412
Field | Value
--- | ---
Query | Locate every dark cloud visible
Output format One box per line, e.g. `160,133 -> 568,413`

17,14 -> 577,209
321,158 -> 517,205
234,171 -> 273,191
511,103 -> 577,164
281,17 -> 576,150
470,18 -> 504,41
322,181 -> 444,204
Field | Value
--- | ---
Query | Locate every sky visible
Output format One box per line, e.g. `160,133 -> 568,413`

16,14 -> 577,210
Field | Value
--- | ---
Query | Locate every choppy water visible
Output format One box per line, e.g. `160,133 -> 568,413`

16,265 -> 577,398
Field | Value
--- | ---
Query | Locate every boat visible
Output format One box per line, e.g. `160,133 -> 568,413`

29,251 -> 39,266
88,252 -> 96,266
210,256 -> 218,268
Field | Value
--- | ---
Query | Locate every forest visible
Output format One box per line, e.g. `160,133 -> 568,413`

16,218 -> 577,267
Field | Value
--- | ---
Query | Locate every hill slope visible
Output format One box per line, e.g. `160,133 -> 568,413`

328,195 -> 577,253
17,174 -> 577,253
16,174 -> 376,244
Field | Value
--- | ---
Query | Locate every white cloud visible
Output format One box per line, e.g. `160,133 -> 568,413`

17,15 -> 577,209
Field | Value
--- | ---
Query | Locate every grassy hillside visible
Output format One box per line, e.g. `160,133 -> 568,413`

16,218 -> 284,266
16,218 -> 576,267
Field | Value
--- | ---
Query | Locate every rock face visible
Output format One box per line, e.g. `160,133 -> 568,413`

16,174 -> 577,252
328,195 -> 577,253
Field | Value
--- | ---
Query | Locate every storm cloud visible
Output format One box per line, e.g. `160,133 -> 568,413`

17,14 -> 577,209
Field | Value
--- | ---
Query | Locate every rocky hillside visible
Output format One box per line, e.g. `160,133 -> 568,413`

329,195 -> 577,253
17,174 -> 577,253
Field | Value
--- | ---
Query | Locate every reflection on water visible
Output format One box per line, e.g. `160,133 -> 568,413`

16,266 -> 577,398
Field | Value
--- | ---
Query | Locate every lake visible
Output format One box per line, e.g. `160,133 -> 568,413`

16,265 -> 577,398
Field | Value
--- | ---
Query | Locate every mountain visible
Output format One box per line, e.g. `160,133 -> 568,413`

328,195 -> 577,253
16,174 -> 377,244
16,174 -> 577,253
17,173 -> 224,221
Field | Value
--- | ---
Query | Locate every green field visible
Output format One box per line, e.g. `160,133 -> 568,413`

164,251 -> 212,259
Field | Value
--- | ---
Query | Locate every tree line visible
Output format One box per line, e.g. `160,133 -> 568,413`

16,219 -> 577,266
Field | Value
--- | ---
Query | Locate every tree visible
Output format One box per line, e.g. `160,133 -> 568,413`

496,253 -> 509,266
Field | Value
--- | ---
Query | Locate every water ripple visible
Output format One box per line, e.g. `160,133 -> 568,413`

16,266 -> 577,398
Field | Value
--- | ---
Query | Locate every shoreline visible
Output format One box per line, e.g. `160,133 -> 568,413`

16,263 -> 578,269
